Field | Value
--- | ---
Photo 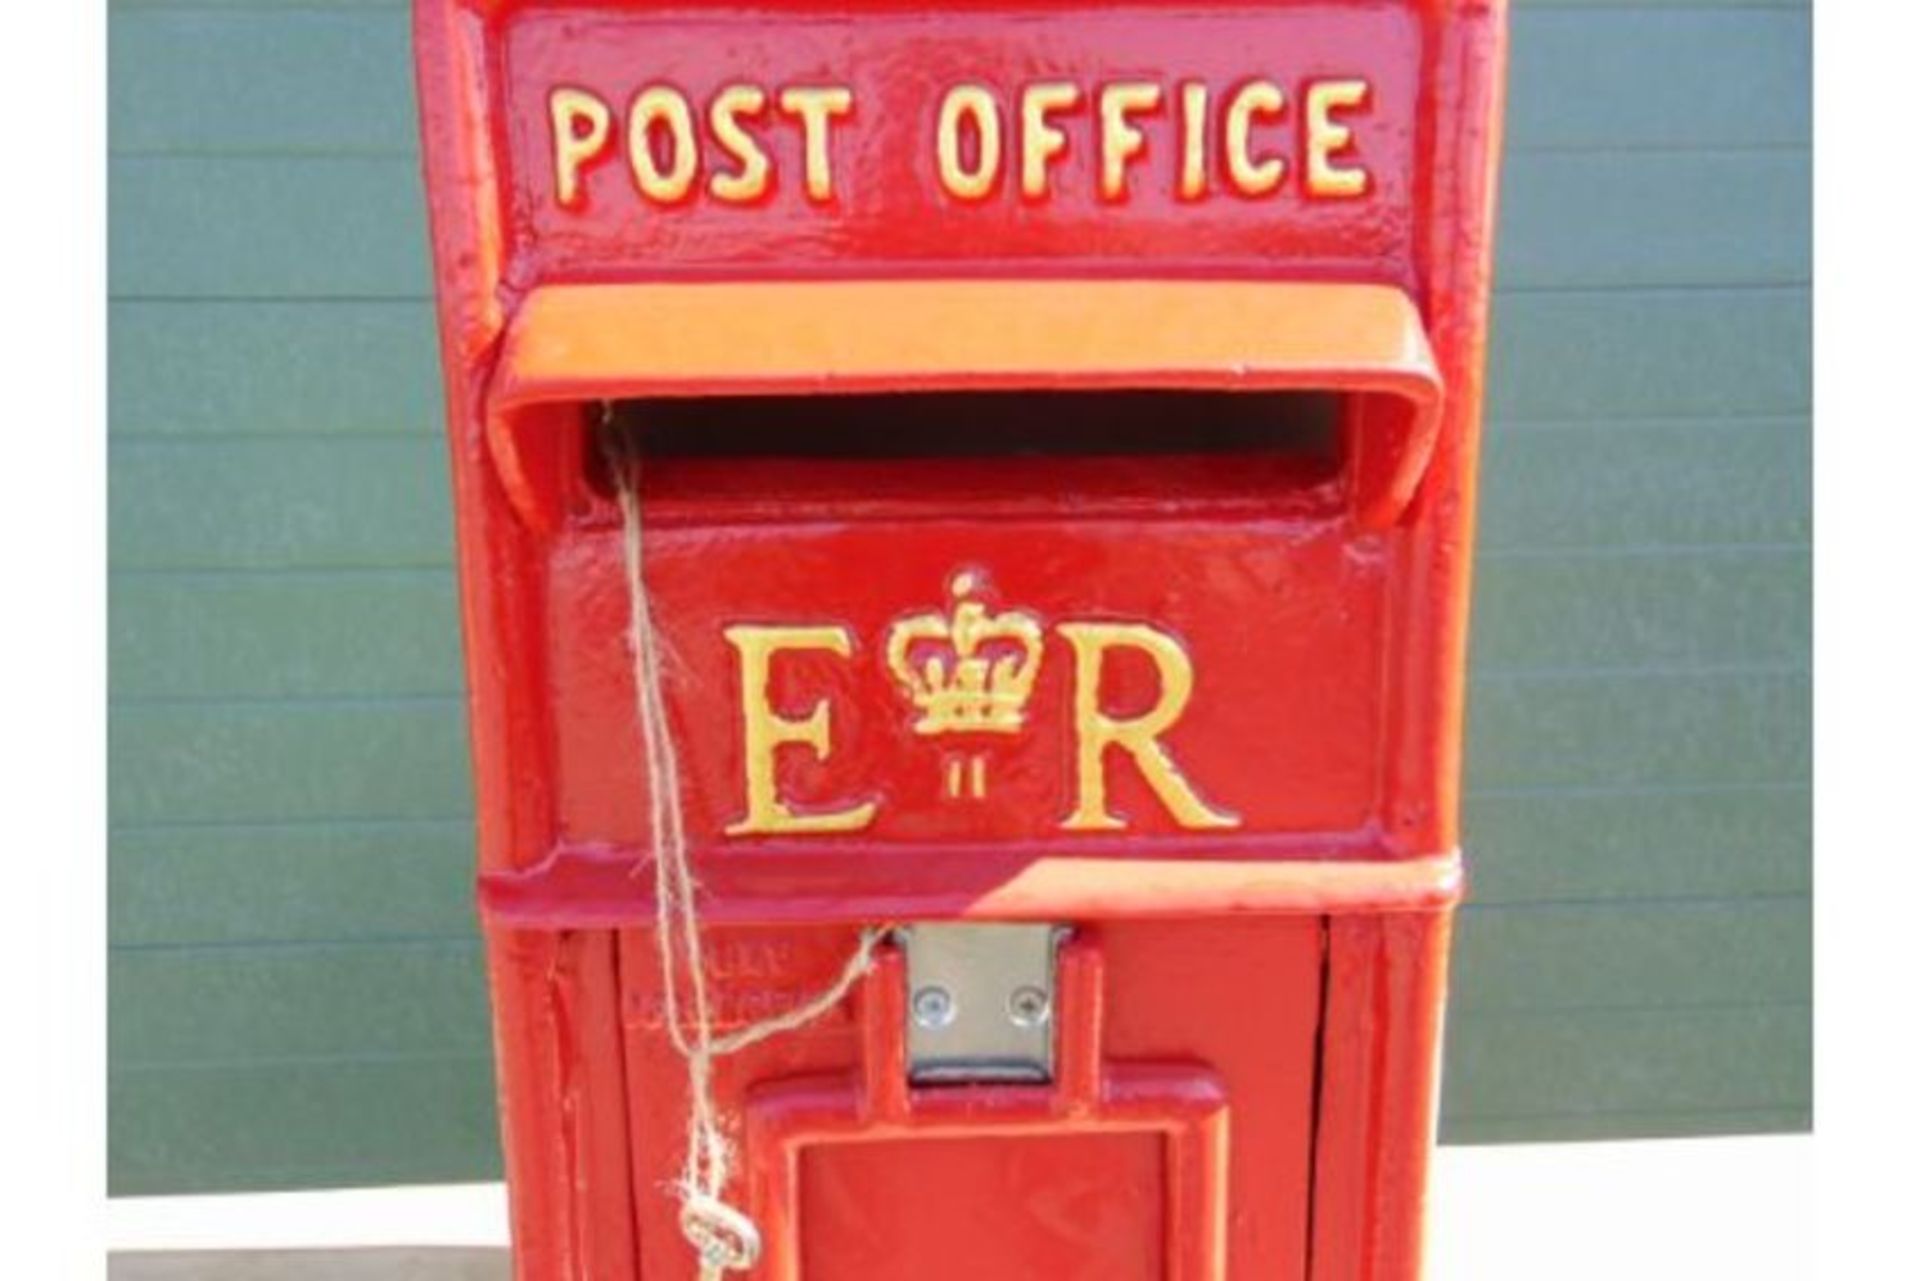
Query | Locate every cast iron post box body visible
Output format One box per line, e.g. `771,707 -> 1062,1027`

414,2 -> 1507,1277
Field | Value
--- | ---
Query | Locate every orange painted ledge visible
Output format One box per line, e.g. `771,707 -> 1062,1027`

493,279 -> 1439,401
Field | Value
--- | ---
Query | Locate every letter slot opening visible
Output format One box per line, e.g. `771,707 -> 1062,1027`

578,387 -> 1348,525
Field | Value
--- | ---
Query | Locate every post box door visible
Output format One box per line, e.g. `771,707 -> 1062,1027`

619,917 -> 1326,1281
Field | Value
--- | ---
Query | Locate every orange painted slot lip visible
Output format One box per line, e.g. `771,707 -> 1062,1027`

485,278 -> 1444,527
495,278 -> 1439,400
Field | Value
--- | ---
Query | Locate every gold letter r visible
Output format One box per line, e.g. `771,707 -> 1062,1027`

1058,622 -> 1239,832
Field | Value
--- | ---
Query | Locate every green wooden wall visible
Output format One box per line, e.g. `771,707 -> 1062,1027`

107,0 -> 1810,1193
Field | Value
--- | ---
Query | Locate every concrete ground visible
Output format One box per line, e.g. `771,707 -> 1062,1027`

109,1134 -> 1809,1279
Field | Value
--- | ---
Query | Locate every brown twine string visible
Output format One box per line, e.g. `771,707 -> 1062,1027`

599,411 -> 881,1275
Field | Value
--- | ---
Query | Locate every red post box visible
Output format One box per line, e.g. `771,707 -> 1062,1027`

414,2 -> 1507,1277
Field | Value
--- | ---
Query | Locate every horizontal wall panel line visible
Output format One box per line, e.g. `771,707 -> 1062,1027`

109,294 -> 436,304
103,139 -> 1815,161
106,663 -> 1811,709
109,2 -> 1808,9
111,565 -> 456,581
1467,780 -> 1806,799
1450,998 -> 1810,1018
108,1018 -> 1812,1077
1506,142 -> 1807,156
111,541 -> 1814,576
106,284 -> 1813,305
112,692 -> 464,710
110,429 -> 437,443
109,815 -> 471,835
1519,2 -> 1809,8
110,814 -> 473,834
112,560 -> 458,575
111,934 -> 480,956
107,542 -> 1811,580
109,784 -> 1809,834
107,1004 -> 1811,1075
1460,891 -> 1808,914
1463,896 -> 1808,912
1497,280 -> 1808,295
106,894 -> 1812,953
113,1051 -> 495,1076
1481,541 -> 1809,561
105,896 -> 1812,942
101,284 -> 1812,308
1489,413 -> 1805,432
109,298 -> 429,310
1472,661 -> 1807,682
111,146 -> 416,160
1444,1104 -> 1811,1126
110,794 -> 1808,832
1523,3 -> 1808,9
106,413 -> 1809,445
110,3 -> 412,9
1499,284 -> 1802,300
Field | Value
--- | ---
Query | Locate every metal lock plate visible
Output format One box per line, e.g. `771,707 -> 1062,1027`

899,923 -> 1064,1084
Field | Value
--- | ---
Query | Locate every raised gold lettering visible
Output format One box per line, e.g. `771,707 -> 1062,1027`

1099,82 -> 1162,202
937,85 -> 1001,202
708,84 -> 771,203
1224,80 -> 1286,197
627,85 -> 698,204
778,85 -> 854,203
1178,81 -> 1209,200
1058,623 -> 1239,832
1305,79 -> 1371,197
1021,81 -> 1081,200
724,625 -> 876,835
549,87 -> 612,208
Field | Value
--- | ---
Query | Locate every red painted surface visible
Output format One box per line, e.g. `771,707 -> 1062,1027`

749,938 -> 1244,1281
413,2 -> 1508,1277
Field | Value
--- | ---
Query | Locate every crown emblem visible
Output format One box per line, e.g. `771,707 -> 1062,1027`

886,570 -> 1044,737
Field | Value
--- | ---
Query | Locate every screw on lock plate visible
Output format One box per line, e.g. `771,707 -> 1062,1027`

899,923 -> 1064,1084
